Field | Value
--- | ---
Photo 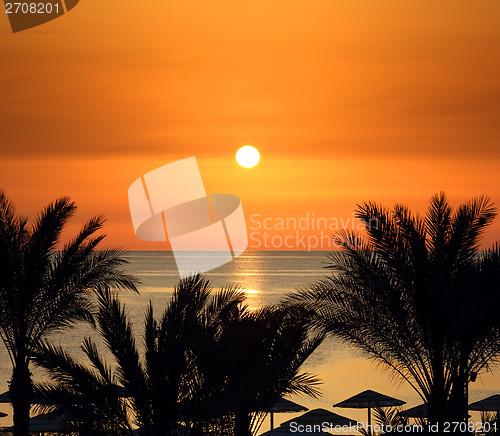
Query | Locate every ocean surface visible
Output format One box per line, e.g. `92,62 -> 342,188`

0,251 -> 499,432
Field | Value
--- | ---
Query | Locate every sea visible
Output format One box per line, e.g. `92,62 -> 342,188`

0,251 -> 499,433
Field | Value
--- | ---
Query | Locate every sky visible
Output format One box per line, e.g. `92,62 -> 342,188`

1,0 -> 500,250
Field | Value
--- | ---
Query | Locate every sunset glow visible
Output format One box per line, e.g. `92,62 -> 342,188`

2,2 -> 500,431
1,0 -> 499,249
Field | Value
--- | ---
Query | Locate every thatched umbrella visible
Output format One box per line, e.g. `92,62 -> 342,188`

0,390 -> 47,404
132,424 -> 188,435
469,394 -> 500,420
2,412 -> 68,434
0,391 -> 10,403
333,390 -> 405,435
279,408 -> 357,432
260,426 -> 328,435
398,403 -> 428,419
267,398 -> 308,430
0,385 -> 128,403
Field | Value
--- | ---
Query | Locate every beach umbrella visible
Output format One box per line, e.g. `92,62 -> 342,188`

131,424 -> 188,435
398,404 -> 428,419
469,394 -> 500,420
333,390 -> 405,435
0,390 -> 47,404
267,398 -> 308,430
270,397 -> 308,413
261,425 -> 329,435
0,391 -> 11,403
279,408 -> 357,431
0,384 -> 128,404
2,412 -> 68,433
469,394 -> 500,411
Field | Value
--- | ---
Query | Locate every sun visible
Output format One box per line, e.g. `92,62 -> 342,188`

236,145 -> 260,168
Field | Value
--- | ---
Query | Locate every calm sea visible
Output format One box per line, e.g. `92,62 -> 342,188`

0,251 -> 498,431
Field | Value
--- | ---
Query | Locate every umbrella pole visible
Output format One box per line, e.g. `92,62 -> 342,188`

270,411 -> 274,430
368,407 -> 372,436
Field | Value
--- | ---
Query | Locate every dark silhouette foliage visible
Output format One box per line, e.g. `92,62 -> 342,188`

292,193 -> 500,428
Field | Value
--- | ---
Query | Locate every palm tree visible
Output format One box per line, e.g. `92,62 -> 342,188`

32,338 -> 132,435
291,192 -> 500,428
358,407 -> 408,436
187,303 -> 323,435
0,190 -> 137,436
32,275 -> 323,436
32,275 -> 246,435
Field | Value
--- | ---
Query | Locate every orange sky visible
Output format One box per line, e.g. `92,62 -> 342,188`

1,0 -> 499,249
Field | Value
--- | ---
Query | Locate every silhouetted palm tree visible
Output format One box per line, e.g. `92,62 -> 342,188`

33,275 -> 322,436
358,407 -> 407,436
187,303 -> 323,435
32,277 -> 213,436
32,338 -> 132,435
291,193 -> 500,429
0,191 -> 137,436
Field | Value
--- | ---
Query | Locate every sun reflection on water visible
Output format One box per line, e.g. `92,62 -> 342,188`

240,288 -> 263,311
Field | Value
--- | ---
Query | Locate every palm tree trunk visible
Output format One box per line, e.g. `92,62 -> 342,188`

234,412 -> 252,436
427,393 -> 447,432
448,369 -> 469,424
427,355 -> 448,431
10,361 -> 33,436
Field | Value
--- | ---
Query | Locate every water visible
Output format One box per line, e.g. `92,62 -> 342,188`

0,251 -> 499,432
